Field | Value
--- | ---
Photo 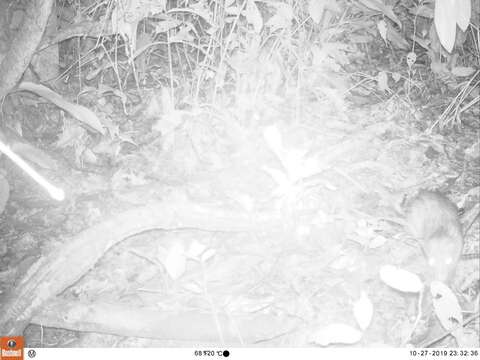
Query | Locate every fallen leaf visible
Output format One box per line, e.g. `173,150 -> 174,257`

309,323 -> 363,346
379,265 -> 424,293
353,291 -> 374,330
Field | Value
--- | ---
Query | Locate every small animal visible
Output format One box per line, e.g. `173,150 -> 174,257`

405,190 -> 464,283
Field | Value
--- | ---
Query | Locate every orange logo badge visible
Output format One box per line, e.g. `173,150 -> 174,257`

0,336 -> 24,360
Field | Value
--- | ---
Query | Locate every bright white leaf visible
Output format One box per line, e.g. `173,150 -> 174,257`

186,240 -> 207,259
353,291 -> 373,330
323,181 -> 337,191
430,281 -> 463,332
456,0 -> 471,31
377,20 -> 387,42
369,235 -> 387,249
164,243 -> 186,279
379,265 -> 424,293
309,323 -> 363,346
377,71 -> 389,92
434,0 -> 457,53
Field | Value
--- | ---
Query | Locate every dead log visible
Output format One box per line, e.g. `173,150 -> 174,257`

0,198 -> 276,336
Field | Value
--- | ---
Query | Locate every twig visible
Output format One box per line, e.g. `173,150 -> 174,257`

404,288 -> 424,346
420,312 -> 480,347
